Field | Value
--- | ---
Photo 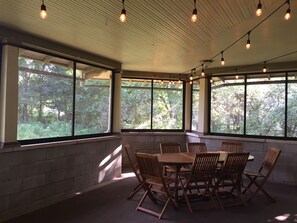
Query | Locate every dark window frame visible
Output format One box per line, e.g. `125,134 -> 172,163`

121,77 -> 185,132
207,70 -> 297,140
17,46 -> 115,145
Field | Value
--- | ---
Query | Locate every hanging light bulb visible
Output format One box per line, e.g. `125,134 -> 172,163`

256,0 -> 262,16
201,64 -> 205,76
191,0 -> 198,22
40,0 -> 47,19
221,51 -> 225,66
263,61 -> 267,73
210,78 -> 213,83
120,0 -> 127,22
285,0 -> 291,20
246,32 -> 251,49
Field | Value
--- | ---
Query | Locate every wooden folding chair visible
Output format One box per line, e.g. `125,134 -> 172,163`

221,141 -> 243,153
124,144 -> 144,200
160,143 -> 181,153
135,152 -> 177,219
243,147 -> 281,203
160,143 -> 181,176
181,153 -> 221,213
186,142 -> 207,153
215,152 -> 250,207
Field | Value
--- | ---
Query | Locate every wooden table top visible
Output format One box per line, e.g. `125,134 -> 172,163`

155,151 -> 254,165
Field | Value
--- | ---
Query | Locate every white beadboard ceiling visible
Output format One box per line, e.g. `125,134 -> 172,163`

0,0 -> 296,74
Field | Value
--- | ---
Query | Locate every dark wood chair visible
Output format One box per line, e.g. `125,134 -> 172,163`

243,147 -> 281,202
221,141 -> 243,153
124,144 -> 144,200
181,153 -> 221,213
215,152 -> 250,207
160,143 -> 181,176
186,142 -> 207,153
135,152 -> 177,219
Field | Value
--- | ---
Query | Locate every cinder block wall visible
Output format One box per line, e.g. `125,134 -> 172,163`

121,132 -> 186,170
0,136 -> 121,222
187,133 -> 297,185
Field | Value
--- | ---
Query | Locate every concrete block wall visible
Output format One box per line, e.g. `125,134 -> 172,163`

187,133 -> 297,185
0,136 -> 121,222
121,132 -> 186,170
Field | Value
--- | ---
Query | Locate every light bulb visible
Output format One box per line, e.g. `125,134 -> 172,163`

120,9 -> 126,22
256,1 -> 262,16
191,9 -> 197,22
201,69 -> 205,76
221,58 -> 225,66
40,4 -> 47,19
246,39 -> 251,49
285,8 -> 291,20
236,75 -> 239,79
263,67 -> 267,73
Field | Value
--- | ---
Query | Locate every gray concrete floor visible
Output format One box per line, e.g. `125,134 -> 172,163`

3,175 -> 297,223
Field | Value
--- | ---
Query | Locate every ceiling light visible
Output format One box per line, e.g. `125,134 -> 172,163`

40,0 -> 47,19
201,64 -> 205,76
120,0 -> 127,22
256,0 -> 262,16
191,0 -> 198,22
285,0 -> 291,20
246,31 -> 251,49
221,51 -> 225,66
263,61 -> 267,73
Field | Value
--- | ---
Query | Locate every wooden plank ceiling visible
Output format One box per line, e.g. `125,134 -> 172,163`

0,0 -> 296,76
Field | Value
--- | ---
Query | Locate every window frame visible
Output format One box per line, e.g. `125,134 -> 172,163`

121,77 -> 185,132
208,70 -> 297,140
17,46 -> 114,145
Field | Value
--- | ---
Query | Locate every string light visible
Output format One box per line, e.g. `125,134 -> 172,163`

40,0 -> 47,19
221,51 -> 225,66
246,31 -> 251,49
191,0 -> 198,22
256,0 -> 262,16
120,0 -> 127,22
201,64 -> 205,76
285,0 -> 291,20
263,61 -> 267,73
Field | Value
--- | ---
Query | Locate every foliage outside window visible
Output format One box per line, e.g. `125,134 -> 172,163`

18,49 -> 112,141
210,72 -> 297,138
121,79 -> 184,130
210,76 -> 244,134
246,74 -> 285,136
191,80 -> 199,131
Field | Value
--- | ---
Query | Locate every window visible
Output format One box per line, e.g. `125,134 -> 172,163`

209,71 -> 297,139
210,75 -> 244,134
75,63 -> 112,135
121,79 -> 184,130
18,49 -> 112,142
246,74 -> 285,136
191,80 -> 200,131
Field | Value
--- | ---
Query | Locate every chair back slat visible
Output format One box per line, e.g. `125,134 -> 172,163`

160,143 -> 181,153
261,147 -> 281,175
186,142 -> 207,153
221,153 -> 249,177
136,153 -> 163,180
124,144 -> 138,174
191,153 -> 220,178
221,141 -> 243,153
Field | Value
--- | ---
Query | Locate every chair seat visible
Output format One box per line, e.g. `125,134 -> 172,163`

244,170 -> 264,177
147,176 -> 175,186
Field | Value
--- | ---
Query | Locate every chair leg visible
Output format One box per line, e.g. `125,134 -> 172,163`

127,183 -> 143,200
247,180 -> 276,203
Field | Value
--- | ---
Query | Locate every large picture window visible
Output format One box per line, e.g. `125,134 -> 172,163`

18,49 -> 112,142
121,79 -> 184,130
209,72 -> 297,139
